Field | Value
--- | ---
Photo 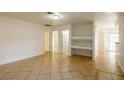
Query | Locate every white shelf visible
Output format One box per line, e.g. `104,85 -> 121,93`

71,45 -> 92,50
70,24 -> 93,57
71,37 -> 92,40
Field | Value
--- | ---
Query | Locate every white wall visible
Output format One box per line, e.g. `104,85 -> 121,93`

0,16 -> 44,65
0,18 -> 4,63
119,13 -> 124,72
72,24 -> 92,37
98,31 -> 104,52
93,23 -> 99,59
53,25 -> 71,31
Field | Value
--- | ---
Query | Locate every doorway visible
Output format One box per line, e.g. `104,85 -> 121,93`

109,32 -> 119,51
52,30 -> 70,55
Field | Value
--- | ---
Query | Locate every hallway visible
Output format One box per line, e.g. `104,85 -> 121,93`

0,52 -> 123,80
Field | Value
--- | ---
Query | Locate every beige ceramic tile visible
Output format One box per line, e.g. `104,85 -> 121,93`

0,52 -> 123,80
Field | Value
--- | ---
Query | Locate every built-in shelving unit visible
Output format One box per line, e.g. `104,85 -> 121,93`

71,37 -> 92,40
71,45 -> 92,50
70,23 -> 93,57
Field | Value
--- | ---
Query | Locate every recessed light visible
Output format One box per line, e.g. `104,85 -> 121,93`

48,12 -> 63,19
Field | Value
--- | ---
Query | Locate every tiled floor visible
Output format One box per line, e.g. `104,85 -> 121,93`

0,51 -> 124,80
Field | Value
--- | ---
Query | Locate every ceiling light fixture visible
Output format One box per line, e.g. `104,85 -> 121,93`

48,12 -> 63,19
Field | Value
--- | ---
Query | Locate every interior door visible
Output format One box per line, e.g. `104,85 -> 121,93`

61,30 -> 69,55
52,31 -> 59,54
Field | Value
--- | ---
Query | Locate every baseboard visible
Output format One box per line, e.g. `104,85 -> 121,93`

0,52 -> 45,65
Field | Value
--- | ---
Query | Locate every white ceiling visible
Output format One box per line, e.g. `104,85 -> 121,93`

0,12 -> 119,28
0,12 -> 93,25
94,12 -> 119,29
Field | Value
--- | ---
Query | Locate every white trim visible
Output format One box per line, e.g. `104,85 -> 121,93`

71,37 -> 92,40
71,46 -> 92,50
0,52 -> 45,65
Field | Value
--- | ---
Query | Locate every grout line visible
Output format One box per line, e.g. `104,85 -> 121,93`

98,69 -> 124,76
94,69 -> 100,80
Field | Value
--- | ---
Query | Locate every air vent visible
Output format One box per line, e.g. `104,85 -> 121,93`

47,12 -> 54,15
44,24 -> 51,26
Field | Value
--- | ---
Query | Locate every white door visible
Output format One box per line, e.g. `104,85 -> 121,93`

52,31 -> 59,54
44,31 -> 50,52
61,30 -> 69,55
